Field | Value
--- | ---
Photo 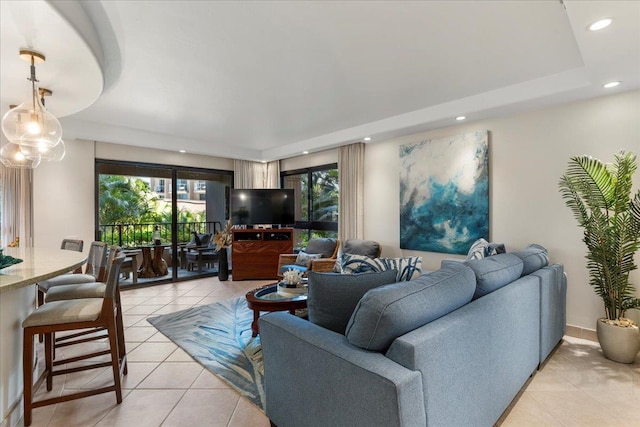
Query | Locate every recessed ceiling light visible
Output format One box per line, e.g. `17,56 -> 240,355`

302,151 -> 309,155
363,137 -> 371,141
603,81 -> 621,89
260,160 -> 266,163
456,116 -> 466,121
179,149 -> 186,153
587,18 -> 613,31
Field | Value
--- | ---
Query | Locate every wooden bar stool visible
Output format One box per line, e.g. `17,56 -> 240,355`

44,246 -> 127,368
22,254 -> 126,426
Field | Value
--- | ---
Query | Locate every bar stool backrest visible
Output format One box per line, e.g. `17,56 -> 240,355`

85,242 -> 109,280
61,239 -> 84,252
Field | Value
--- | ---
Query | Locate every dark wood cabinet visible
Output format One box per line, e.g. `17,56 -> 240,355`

232,228 -> 293,280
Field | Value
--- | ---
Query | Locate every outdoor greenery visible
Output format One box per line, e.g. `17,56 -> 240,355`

559,151 -> 640,321
98,175 -> 206,245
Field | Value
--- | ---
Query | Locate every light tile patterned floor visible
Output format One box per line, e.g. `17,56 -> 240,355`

26,277 -> 640,427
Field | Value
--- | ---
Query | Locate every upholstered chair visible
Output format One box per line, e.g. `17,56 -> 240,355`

341,239 -> 382,258
277,238 -> 340,276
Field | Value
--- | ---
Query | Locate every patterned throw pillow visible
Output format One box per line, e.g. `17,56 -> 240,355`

341,254 -> 422,282
376,257 -> 422,281
341,254 -> 379,274
295,251 -> 322,267
466,238 -> 506,260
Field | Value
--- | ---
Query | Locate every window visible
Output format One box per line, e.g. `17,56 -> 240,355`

282,164 -> 338,249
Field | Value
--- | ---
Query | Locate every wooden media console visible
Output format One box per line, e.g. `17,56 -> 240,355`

231,228 -> 293,280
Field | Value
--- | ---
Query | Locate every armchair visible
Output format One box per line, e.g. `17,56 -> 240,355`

278,238 -> 340,276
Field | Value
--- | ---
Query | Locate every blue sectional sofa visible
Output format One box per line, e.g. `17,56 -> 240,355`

259,245 -> 566,427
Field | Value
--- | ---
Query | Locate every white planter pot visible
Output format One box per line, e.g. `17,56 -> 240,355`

596,319 -> 640,364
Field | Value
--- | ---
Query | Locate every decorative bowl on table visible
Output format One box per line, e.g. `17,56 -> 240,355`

277,281 -> 308,297
0,249 -> 23,270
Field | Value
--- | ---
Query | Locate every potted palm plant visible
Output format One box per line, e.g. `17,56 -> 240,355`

559,151 -> 640,363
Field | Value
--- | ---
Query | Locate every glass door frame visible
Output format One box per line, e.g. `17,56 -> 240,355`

95,159 -> 233,285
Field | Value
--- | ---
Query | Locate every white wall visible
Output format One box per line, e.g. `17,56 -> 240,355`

364,90 -> 640,330
33,138 -> 95,249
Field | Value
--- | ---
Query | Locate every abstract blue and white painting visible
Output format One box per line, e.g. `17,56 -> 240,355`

400,131 -> 489,254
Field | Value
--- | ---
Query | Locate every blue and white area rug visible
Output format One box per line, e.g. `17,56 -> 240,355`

147,297 -> 265,410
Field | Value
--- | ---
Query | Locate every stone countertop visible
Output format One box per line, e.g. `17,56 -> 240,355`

0,247 -> 86,293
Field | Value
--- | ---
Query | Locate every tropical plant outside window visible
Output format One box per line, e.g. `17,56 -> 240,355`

98,174 -> 206,246
282,164 -> 338,249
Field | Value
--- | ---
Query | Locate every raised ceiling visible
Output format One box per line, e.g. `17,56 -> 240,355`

1,1 -> 638,161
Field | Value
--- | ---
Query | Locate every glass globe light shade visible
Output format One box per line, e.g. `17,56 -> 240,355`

1,91 -> 62,148
18,139 -> 66,162
0,141 -> 41,169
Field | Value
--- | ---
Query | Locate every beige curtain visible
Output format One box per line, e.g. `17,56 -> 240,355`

0,165 -> 34,247
234,160 -> 280,189
338,142 -> 365,241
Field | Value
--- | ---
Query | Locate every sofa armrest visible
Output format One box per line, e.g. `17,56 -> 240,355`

259,312 -> 426,427
309,258 -> 336,273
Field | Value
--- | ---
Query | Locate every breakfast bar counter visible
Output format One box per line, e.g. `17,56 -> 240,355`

0,247 -> 86,427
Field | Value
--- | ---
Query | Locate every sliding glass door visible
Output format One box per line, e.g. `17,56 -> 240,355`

96,160 -> 232,287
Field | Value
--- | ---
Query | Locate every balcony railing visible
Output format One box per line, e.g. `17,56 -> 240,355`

99,221 -> 222,248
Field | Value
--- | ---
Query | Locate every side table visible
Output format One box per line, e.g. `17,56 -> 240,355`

245,284 -> 307,337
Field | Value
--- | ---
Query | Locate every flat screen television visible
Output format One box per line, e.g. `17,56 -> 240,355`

230,188 -> 295,227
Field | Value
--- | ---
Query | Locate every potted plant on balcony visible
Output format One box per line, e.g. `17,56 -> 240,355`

213,220 -> 233,281
559,151 -> 640,363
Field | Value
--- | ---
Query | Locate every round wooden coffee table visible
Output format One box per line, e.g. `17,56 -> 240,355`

245,284 -> 307,337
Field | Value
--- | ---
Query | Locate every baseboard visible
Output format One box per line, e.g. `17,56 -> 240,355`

565,324 -> 598,342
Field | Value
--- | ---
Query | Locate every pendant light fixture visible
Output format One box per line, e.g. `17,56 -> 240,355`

1,49 -> 63,149
0,135 -> 41,169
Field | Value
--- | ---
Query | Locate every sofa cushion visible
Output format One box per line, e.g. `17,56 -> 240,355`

465,253 -> 524,299
345,262 -> 476,352
511,244 -> 549,275
306,238 -> 338,258
307,270 -> 398,334
341,254 -> 422,281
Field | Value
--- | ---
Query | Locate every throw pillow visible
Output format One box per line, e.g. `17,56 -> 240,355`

466,238 -> 506,260
341,253 -> 379,274
191,232 -> 212,246
341,254 -> 422,282
307,270 -> 398,334
295,251 -> 322,267
376,256 -> 422,281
